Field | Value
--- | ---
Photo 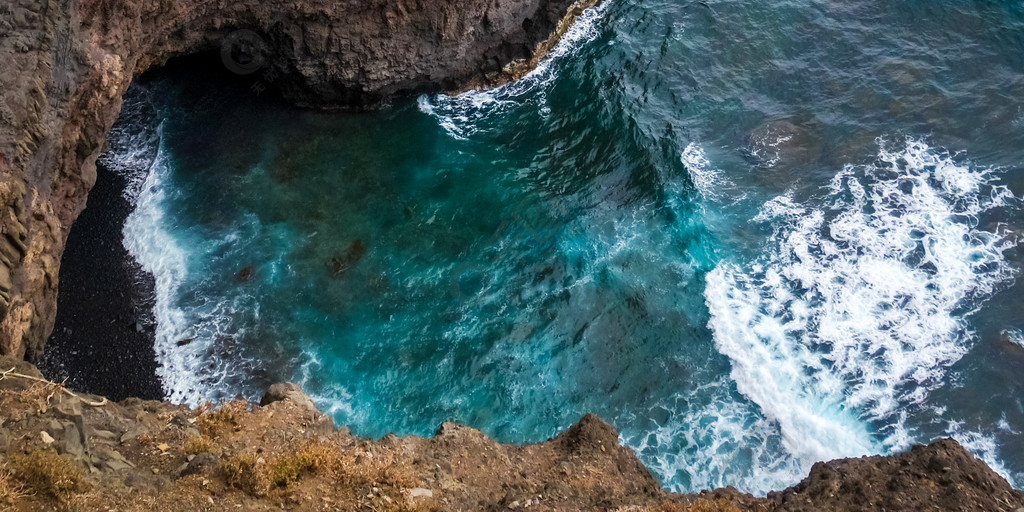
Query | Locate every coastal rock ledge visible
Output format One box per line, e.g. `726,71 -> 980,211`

0,356 -> 1022,511
0,0 -> 592,360
1,1 -> 1022,510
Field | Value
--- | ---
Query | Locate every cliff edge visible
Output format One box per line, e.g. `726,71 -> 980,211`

0,356 -> 1022,511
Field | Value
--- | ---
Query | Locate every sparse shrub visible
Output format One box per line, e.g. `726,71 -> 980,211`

0,463 -> 27,503
182,435 -> 216,455
661,498 -> 744,512
196,400 -> 247,438
292,439 -> 341,475
9,449 -> 85,500
219,436 -> 425,507
223,438 -> 341,493
270,458 -> 303,487
220,454 -> 272,496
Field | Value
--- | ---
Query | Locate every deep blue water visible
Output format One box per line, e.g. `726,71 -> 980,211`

105,0 -> 1024,494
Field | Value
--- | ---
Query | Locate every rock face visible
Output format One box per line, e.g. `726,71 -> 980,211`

0,357 -> 1021,511
0,0 -> 593,360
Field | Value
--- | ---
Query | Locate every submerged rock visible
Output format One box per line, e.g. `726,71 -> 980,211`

235,266 -> 256,283
328,240 -> 368,277
745,118 -> 822,169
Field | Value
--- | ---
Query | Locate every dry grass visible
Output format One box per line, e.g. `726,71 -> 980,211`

19,381 -> 65,413
651,498 -> 746,512
9,449 -> 85,501
0,462 -> 28,504
0,380 -> 65,420
196,400 -> 247,438
221,438 -> 344,495
221,454 -> 273,496
182,435 -> 216,455
219,437 -> 428,511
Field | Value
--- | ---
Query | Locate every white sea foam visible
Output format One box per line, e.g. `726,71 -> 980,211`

704,139 -> 1017,476
1002,328 -> 1024,349
624,383 -> 807,495
123,143 -> 265,405
681,142 -> 733,201
417,1 -> 609,139
106,91 -> 223,404
98,89 -> 160,200
746,132 -> 793,169
121,148 -> 193,401
947,424 -> 1021,486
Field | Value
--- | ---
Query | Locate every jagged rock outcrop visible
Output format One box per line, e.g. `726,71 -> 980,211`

0,0 -> 593,360
0,356 -> 1021,511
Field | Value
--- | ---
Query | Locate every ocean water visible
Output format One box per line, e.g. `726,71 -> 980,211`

100,0 -> 1024,495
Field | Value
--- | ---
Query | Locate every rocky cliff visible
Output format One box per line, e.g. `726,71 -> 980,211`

0,356 -> 1021,511
0,0 -> 592,360
3,2 -> 1023,510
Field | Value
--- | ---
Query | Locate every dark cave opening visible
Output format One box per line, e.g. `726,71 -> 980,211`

37,51 -> 285,401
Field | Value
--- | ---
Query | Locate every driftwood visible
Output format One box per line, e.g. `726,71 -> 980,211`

0,366 -> 108,407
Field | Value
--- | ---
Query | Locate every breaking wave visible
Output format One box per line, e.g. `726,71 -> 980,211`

704,139 -> 1017,476
417,1 -> 610,140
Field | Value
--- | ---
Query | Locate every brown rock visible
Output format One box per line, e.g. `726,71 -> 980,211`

179,452 -> 218,478
260,382 -> 317,413
0,361 -> 1020,511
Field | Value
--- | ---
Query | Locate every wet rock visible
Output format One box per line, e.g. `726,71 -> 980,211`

260,382 -> 317,413
998,329 -> 1024,352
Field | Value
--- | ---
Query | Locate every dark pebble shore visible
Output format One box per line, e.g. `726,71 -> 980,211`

39,159 -> 165,401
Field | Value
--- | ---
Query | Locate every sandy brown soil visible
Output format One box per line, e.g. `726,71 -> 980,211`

0,355 -> 1021,512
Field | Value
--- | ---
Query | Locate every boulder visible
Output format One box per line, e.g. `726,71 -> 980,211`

259,382 -> 318,413
179,452 -> 218,477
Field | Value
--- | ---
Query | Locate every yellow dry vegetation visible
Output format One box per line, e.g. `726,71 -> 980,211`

195,400 -> 247,438
8,449 -> 85,501
0,462 -> 28,504
220,437 -> 434,511
181,435 -> 216,455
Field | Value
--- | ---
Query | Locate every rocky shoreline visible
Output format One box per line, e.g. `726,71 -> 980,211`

0,0 -> 594,360
39,156 -> 162,402
2,0 -> 1023,509
0,355 -> 1021,511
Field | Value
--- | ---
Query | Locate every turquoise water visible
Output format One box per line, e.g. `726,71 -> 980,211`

110,0 -> 1024,494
